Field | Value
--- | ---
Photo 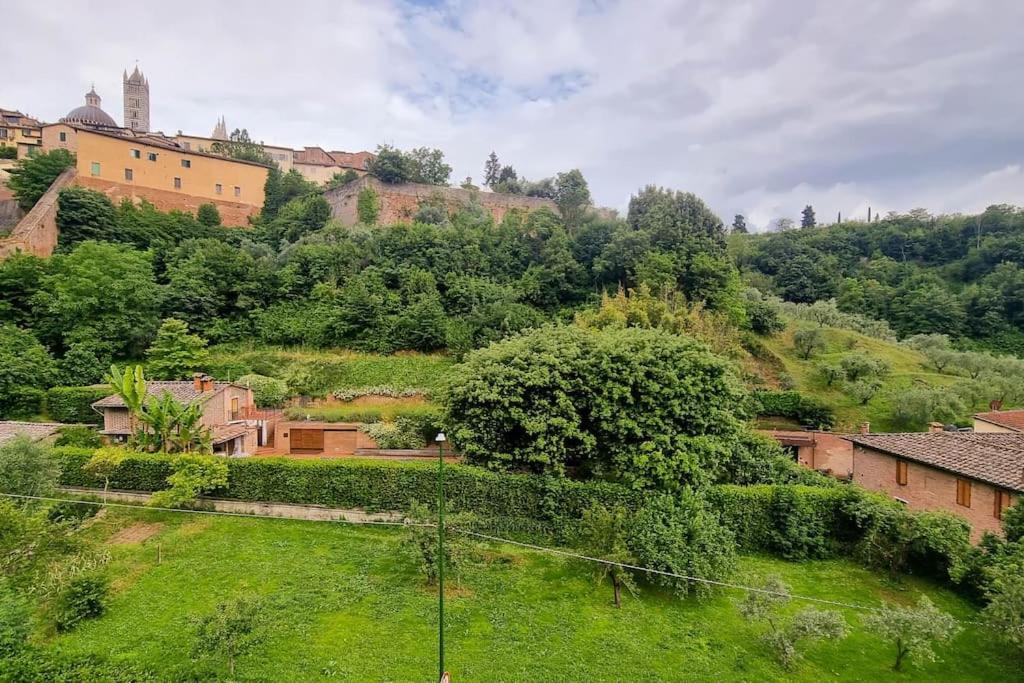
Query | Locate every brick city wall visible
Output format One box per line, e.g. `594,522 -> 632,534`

74,176 -> 259,227
0,167 -> 75,259
325,175 -> 557,227
852,445 -> 1016,541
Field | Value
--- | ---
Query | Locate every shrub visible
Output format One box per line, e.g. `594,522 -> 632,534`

237,373 -> 288,408
54,574 -> 109,631
750,390 -> 836,429
0,588 -> 31,652
360,422 -> 424,449
196,203 -> 221,227
45,386 -> 112,424
982,558 -> 1024,658
793,328 -> 825,359
46,499 -> 100,526
7,148 -> 75,210
627,492 -> 737,598
1,386 -> 45,419
149,454 -> 230,508
0,435 -> 61,496
54,425 -> 103,448
356,187 -> 380,225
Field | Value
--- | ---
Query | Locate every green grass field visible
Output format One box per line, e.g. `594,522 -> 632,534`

758,324 -> 958,432
39,508 -> 1015,682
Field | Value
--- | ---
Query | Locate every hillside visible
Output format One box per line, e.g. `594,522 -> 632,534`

45,508 -> 1010,682
752,322 -> 958,432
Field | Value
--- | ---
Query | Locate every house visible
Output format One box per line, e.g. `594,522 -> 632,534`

272,421 -> 378,458
0,109 -> 43,158
0,421 -> 67,447
763,428 -> 854,478
41,123 -> 268,227
91,374 -> 258,456
973,409 -> 1024,433
846,427 -> 1023,540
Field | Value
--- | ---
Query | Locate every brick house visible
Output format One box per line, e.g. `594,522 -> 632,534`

763,429 -> 854,477
846,429 -> 1023,540
91,374 -> 258,456
974,409 -> 1024,433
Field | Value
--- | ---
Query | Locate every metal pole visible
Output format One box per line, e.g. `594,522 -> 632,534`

438,435 -> 445,682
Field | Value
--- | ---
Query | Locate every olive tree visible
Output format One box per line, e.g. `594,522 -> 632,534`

191,596 -> 265,677
793,328 -> 825,360
864,596 -> 959,671
576,504 -> 638,607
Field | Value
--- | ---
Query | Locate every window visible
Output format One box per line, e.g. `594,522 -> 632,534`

234,186 -> 241,197
147,152 -> 157,161
130,149 -> 140,159
230,397 -> 239,421
22,128 -> 31,136
182,142 -> 191,150
896,460 -> 908,486
215,183 -> 222,195
90,162 -> 100,176
59,131 -> 67,142
0,129 -> 7,139
124,168 -> 133,181
956,478 -> 972,508
181,159 -> 191,168
173,177 -> 182,189
994,490 -> 1012,519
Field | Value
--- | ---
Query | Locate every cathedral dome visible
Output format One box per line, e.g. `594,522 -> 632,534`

61,87 -> 117,128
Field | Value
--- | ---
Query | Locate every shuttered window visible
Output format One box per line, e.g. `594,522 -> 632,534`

896,460 -> 908,486
994,490 -> 1012,519
956,479 -> 972,508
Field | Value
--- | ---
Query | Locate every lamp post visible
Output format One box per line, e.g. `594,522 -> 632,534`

435,431 -> 447,683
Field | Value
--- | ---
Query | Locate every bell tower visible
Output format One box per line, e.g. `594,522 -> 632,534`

123,64 -> 150,132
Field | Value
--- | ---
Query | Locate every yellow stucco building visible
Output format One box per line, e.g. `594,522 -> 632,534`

0,109 -> 43,158
42,124 -> 268,226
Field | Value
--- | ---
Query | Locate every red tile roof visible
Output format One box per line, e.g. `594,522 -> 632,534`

974,410 -> 1024,432
846,432 -> 1024,492
212,423 -> 250,445
0,421 -> 66,445
92,381 -> 242,408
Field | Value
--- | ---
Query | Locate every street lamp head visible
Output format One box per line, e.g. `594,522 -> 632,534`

435,432 -> 447,443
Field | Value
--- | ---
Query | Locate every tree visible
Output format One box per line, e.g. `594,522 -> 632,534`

6,148 -> 75,210
0,325 -> 57,416
406,147 -> 452,185
82,447 -> 128,500
983,560 -> 1024,657
732,214 -> 748,234
848,378 -> 882,405
191,596 -> 265,678
483,151 -> 501,187
325,169 -> 359,190
738,576 -> 847,670
0,435 -> 60,497
800,205 -> 816,229
210,128 -> 274,166
404,501 -> 470,586
864,596 -> 959,671
576,504 -> 638,607
237,374 -> 288,408
150,454 -> 227,507
817,363 -> 845,387
136,392 -> 212,455
553,169 -> 591,229
627,186 -> 727,258
888,387 -> 966,430
56,186 -> 118,248
444,325 -> 748,490
774,217 -> 795,231
196,203 -> 222,227
146,318 -> 209,380
793,328 -> 825,359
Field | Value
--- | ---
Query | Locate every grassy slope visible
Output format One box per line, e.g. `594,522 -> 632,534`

757,323 -> 958,432
47,509 -> 1013,682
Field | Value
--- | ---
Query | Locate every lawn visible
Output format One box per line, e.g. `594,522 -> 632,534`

759,324 -> 958,432
41,508 -> 1015,682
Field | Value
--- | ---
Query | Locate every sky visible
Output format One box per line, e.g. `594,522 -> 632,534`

5,1 -> 1024,231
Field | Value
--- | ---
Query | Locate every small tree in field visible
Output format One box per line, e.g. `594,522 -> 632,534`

404,502 -> 470,587
817,362 -> 845,387
145,318 -> 208,380
576,504 -> 638,608
793,328 -> 825,359
864,595 -> 959,671
191,596 -> 265,677
982,563 -> 1024,658
83,447 -> 128,500
738,576 -> 847,669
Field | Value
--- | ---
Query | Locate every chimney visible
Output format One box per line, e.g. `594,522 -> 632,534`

193,372 -> 204,391
928,421 -> 944,433
201,374 -> 215,392
859,422 -> 870,435
990,399 -> 1003,411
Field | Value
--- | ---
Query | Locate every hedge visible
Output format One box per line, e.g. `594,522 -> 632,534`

751,390 -> 836,429
1,386 -> 46,420
45,386 -> 112,425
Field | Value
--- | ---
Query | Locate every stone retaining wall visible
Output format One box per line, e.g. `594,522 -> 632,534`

0,167 -> 75,259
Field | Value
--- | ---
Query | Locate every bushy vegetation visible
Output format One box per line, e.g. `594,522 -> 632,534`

6,148 -> 75,210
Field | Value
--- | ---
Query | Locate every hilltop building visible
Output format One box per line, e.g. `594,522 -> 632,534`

60,86 -> 120,131
123,66 -> 150,132
0,109 -> 42,158
211,115 -> 227,140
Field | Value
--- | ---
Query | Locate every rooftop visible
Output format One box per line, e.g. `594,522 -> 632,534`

974,409 -> 1024,432
846,431 -> 1024,492
92,380 -> 240,408
0,421 -> 67,446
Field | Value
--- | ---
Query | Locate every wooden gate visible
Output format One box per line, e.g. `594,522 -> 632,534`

290,428 -> 324,452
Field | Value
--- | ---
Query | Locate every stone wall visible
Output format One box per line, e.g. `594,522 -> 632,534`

325,175 -> 557,227
0,167 -> 76,259
74,176 -> 258,227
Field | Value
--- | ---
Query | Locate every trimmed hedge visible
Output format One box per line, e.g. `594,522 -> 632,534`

751,390 -> 836,429
1,386 -> 45,420
45,386 -> 112,425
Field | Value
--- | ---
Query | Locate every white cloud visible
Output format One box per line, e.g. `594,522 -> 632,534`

4,0 -> 1023,229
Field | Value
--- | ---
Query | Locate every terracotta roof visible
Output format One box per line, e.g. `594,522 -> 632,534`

846,432 -> 1024,492
0,421 -> 66,446
974,410 -> 1024,432
92,381 -> 229,408
212,423 -> 250,444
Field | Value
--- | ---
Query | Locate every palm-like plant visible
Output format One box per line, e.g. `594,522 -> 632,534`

106,365 -> 212,454
106,364 -> 147,416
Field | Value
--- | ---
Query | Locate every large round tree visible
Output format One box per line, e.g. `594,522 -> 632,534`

443,325 -> 749,490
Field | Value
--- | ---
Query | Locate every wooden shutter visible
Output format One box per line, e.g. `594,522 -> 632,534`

290,428 -> 324,451
994,490 -> 1011,519
896,460 -> 908,486
956,479 -> 972,508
